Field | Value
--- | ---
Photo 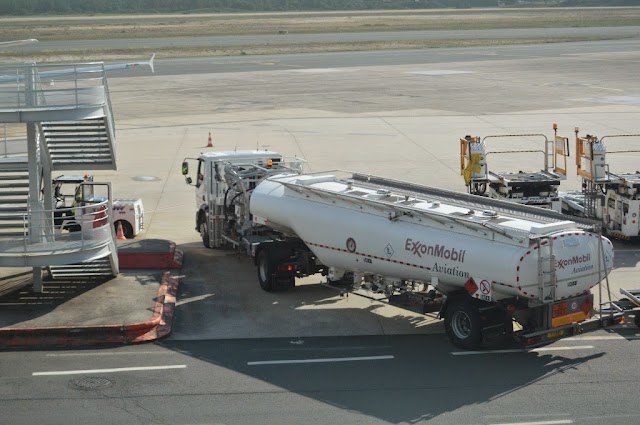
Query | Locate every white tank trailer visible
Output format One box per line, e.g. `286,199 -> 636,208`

183,151 -> 624,349
251,174 -> 611,303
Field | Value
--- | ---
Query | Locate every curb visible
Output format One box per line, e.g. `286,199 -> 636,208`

0,271 -> 179,349
118,242 -> 183,269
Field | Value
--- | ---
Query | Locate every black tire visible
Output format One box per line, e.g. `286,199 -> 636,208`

65,223 -> 81,233
257,249 -> 275,292
444,298 -> 482,350
257,247 -> 294,292
634,313 -> 640,329
114,220 -> 134,239
199,220 -> 211,248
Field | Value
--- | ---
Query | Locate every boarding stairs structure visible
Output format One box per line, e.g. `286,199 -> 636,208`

0,61 -> 122,289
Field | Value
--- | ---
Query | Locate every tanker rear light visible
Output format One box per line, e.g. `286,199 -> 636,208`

278,264 -> 295,273
526,336 -> 542,347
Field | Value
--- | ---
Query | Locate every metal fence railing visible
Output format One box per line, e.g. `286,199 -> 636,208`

0,199 -> 114,256
0,62 -> 109,111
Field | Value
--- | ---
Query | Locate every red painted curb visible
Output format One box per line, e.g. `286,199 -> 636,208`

0,271 -> 180,349
128,272 -> 179,343
118,250 -> 183,269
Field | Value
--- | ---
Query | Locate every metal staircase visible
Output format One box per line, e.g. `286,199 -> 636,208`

48,256 -> 116,280
41,118 -> 116,171
0,165 -> 29,238
0,60 -> 122,285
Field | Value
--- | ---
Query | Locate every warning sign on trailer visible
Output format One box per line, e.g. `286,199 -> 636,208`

465,277 -> 492,302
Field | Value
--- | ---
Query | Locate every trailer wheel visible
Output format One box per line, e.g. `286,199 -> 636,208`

199,221 -> 211,248
444,299 -> 482,350
635,313 -> 640,329
114,220 -> 133,239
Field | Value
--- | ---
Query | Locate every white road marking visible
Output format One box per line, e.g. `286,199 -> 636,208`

289,68 -> 355,73
46,351 -> 176,357
33,365 -> 186,376
567,335 -> 640,341
175,293 -> 214,306
407,70 -> 473,76
251,345 -> 393,352
487,420 -> 572,425
451,345 -> 594,356
247,355 -> 394,366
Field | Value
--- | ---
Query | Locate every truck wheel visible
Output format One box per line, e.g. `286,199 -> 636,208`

444,299 -> 482,350
114,220 -> 133,239
634,313 -> 640,329
257,249 -> 275,291
257,248 -> 294,292
199,221 -> 211,248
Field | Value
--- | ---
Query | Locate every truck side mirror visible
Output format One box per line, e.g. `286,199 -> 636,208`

181,162 -> 189,175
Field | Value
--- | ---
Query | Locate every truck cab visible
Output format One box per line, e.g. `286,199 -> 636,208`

182,150 -> 304,249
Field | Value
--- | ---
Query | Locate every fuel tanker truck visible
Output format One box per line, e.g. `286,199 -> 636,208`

182,150 -> 624,350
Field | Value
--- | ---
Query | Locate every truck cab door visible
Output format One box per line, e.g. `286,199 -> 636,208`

195,158 -> 206,206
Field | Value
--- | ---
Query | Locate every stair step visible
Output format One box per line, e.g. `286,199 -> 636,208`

51,156 -> 112,161
0,223 -> 27,229
0,217 -> 28,223
0,207 -> 28,213
50,147 -> 110,152
51,155 -> 112,164
43,128 -> 106,133
0,174 -> 29,181
48,141 -> 109,146
43,121 -> 105,126
0,231 -> 27,237
0,198 -> 28,204
44,133 -> 106,137
0,182 -> 29,189
50,267 -> 113,272
49,257 -> 114,279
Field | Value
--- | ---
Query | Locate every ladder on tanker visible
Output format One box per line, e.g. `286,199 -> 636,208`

536,237 -> 556,305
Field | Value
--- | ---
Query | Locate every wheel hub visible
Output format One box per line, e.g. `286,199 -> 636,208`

451,310 -> 472,340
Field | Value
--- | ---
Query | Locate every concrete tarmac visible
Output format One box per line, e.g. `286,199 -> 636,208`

86,39 -> 640,340
4,39 -> 637,344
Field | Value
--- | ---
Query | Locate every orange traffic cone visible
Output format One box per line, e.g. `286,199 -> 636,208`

207,132 -> 214,148
116,222 -> 127,240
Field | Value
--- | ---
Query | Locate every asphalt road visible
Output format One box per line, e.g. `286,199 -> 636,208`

100,37 -> 640,79
7,26 -> 640,53
1,334 -> 639,424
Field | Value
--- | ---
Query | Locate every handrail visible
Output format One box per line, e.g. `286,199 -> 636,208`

0,62 -> 109,111
0,199 -> 114,256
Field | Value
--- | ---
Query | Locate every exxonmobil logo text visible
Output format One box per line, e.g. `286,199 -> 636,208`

556,253 -> 590,269
405,238 -> 466,263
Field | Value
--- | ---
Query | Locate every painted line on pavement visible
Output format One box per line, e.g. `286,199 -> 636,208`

251,345 -> 393,352
248,355 -> 394,366
33,365 -> 186,376
487,420 -> 572,425
567,335 -> 640,341
451,345 -> 594,356
46,351 -> 176,357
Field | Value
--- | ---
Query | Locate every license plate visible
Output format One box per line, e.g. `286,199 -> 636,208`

551,294 -> 592,328
547,329 -> 567,339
